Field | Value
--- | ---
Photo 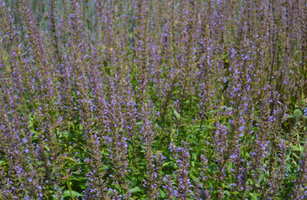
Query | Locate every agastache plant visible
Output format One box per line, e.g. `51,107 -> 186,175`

1,0 -> 307,199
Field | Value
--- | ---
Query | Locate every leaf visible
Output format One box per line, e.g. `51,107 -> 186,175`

172,107 -> 181,121
63,131 -> 69,139
203,125 -> 217,130
190,174 -> 198,182
100,165 -> 109,171
103,61 -> 111,75
232,191 -> 239,195
30,57 -> 36,64
129,186 -> 142,193
131,76 -> 138,86
160,189 -> 166,198
205,118 -> 218,124
285,115 -> 294,119
162,162 -> 171,167
192,153 -> 197,160
208,109 -> 220,114
62,190 -> 83,198
64,157 -> 81,165
249,192 -> 261,200
0,160 -> 7,165
45,145 -> 50,151
136,121 -> 143,126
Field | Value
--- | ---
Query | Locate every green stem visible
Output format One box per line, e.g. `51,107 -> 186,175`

66,170 -> 75,200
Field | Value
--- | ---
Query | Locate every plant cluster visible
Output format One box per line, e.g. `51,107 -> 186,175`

1,0 -> 307,199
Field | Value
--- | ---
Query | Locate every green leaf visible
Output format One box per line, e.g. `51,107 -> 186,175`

100,165 -> 109,171
203,125 -> 217,130
30,57 -> 36,64
62,190 -> 83,198
205,118 -> 218,124
249,192 -> 261,199
63,131 -> 69,139
208,109 -> 220,114
285,115 -> 294,119
129,186 -> 142,193
0,160 -> 7,165
131,76 -> 138,85
136,121 -> 143,126
172,107 -> 181,121
160,189 -> 166,198
162,162 -> 171,167
64,157 -> 81,165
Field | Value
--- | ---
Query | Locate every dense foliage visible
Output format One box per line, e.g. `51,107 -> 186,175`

1,0 -> 307,199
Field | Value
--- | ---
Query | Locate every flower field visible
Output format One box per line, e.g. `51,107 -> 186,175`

1,0 -> 307,199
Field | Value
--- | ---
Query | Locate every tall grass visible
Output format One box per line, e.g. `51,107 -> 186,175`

1,0 -> 307,199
